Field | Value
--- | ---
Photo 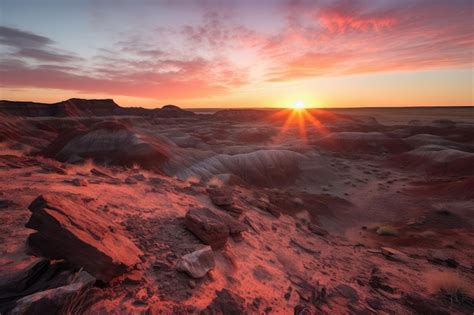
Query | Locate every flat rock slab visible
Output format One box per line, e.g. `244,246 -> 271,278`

176,246 -> 215,278
26,194 -> 143,282
185,208 -> 230,249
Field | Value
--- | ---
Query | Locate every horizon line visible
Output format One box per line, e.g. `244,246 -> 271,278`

1,98 -> 473,111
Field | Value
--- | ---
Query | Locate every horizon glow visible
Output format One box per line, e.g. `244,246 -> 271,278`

0,0 -> 473,108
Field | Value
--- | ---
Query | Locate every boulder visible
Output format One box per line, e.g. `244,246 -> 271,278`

26,194 -> 143,282
184,208 -> 229,249
184,207 -> 247,248
175,246 -> 215,278
10,271 -> 95,315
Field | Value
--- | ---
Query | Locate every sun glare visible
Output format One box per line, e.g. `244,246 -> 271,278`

293,101 -> 305,109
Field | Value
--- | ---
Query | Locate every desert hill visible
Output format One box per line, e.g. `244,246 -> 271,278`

0,98 -> 195,118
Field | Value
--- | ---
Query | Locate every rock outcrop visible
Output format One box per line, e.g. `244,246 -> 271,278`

26,194 -> 143,282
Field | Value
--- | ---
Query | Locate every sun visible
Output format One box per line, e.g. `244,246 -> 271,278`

292,101 -> 305,110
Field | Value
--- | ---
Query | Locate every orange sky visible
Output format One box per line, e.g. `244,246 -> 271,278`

0,1 -> 473,108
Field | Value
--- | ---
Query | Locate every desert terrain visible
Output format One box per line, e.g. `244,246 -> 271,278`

0,99 -> 473,314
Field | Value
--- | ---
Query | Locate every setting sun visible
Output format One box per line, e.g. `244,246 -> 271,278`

293,101 -> 305,109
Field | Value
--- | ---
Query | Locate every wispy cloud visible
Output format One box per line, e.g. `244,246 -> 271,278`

0,26 -> 81,63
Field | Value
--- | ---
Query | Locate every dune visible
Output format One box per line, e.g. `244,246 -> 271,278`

389,145 -> 474,176
174,149 -> 306,186
404,134 -> 474,151
42,121 -> 170,169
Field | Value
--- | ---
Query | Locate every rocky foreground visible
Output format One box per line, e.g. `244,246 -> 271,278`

0,101 -> 473,314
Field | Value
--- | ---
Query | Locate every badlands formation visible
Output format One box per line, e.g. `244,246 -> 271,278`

0,99 -> 473,314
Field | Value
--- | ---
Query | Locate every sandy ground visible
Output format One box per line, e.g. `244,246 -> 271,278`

1,107 -> 473,314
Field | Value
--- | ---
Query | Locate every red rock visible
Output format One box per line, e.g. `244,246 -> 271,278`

184,208 -> 229,249
71,178 -> 87,186
26,194 -> 143,282
9,270 -> 95,315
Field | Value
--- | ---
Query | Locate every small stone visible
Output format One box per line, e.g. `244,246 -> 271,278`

176,246 -> 215,278
125,177 -> 138,185
71,178 -> 88,186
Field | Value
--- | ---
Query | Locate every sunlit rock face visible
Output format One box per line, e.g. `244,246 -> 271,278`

26,193 -> 143,282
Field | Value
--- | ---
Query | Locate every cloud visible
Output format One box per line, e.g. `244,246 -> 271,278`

261,0 -> 474,81
0,54 -> 237,99
0,26 -> 80,62
0,26 -> 52,48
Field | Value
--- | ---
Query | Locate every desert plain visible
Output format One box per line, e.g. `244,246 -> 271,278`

0,99 -> 473,314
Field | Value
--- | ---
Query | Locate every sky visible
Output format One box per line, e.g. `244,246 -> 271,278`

0,0 -> 473,108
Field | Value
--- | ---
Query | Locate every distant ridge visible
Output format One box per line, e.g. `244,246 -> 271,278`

0,98 -> 195,118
